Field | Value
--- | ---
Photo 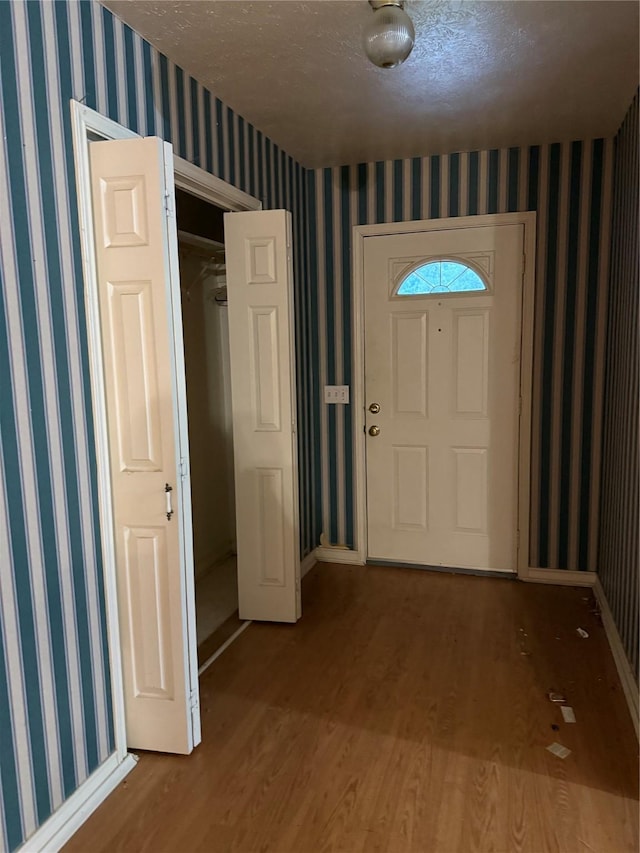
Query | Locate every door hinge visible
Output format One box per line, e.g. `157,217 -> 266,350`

179,457 -> 188,481
518,396 -> 522,415
522,254 -> 526,277
164,191 -> 175,218
189,688 -> 199,712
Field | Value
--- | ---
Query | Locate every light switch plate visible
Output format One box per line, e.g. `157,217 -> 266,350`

324,385 -> 350,404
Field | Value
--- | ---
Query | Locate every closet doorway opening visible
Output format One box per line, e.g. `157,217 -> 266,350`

176,189 -> 242,665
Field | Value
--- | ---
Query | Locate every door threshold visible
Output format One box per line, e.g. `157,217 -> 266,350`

366,560 -> 517,580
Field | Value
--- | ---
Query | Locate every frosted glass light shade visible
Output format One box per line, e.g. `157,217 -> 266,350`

363,4 -> 415,69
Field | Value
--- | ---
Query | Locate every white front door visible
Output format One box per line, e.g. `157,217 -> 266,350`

89,137 -> 200,753
364,223 -> 524,571
224,210 -> 301,623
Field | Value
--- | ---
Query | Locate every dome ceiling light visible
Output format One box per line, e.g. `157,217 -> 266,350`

363,0 -> 416,69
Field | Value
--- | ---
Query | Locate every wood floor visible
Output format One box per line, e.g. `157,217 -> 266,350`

66,564 -> 639,853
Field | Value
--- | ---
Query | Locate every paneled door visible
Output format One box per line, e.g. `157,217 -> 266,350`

224,211 -> 301,623
89,137 -> 200,753
364,224 -> 524,571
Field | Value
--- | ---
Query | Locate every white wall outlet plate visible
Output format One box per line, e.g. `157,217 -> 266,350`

324,385 -> 350,404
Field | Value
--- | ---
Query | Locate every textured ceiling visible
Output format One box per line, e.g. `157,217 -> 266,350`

102,0 -> 639,168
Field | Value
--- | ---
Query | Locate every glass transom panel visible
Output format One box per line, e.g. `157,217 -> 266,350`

397,260 -> 487,295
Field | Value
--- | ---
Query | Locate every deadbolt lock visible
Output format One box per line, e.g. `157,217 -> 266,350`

368,425 -> 381,437
368,402 -> 381,414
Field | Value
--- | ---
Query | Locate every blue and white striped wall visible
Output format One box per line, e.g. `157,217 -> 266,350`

599,90 -> 639,682
0,2 -> 312,849
0,0 -> 630,847
308,141 -> 614,572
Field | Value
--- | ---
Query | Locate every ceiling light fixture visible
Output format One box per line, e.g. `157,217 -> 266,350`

363,0 -> 415,69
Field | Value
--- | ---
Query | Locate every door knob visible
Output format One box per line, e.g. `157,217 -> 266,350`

368,425 -> 381,437
369,402 -> 381,414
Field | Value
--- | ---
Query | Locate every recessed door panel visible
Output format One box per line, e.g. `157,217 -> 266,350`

108,281 -> 162,471
124,526 -> 174,699
452,448 -> 488,532
453,310 -> 489,417
250,307 -> 281,431
392,446 -> 428,530
256,468 -> 286,586
99,176 -> 149,247
246,237 -> 277,284
391,313 -> 428,417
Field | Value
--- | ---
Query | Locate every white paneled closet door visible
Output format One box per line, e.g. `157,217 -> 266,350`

224,210 -> 301,623
90,136 -> 200,754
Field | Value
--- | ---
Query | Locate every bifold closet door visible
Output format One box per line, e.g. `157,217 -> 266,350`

89,136 -> 200,754
224,209 -> 301,623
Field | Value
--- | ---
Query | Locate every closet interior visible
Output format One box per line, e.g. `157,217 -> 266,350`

176,189 -> 241,660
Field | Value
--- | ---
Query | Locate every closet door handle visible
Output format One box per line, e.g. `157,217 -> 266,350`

165,483 -> 174,521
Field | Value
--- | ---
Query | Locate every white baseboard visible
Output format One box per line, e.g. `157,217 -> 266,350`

314,546 -> 365,565
22,752 -> 137,852
522,567 -> 597,587
594,579 -> 639,739
300,552 -> 316,578
313,554 -> 598,582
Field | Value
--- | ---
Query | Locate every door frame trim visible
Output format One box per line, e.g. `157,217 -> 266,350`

352,213 -> 537,578
70,100 -> 261,758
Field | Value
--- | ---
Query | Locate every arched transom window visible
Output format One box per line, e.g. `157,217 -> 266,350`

397,260 -> 487,296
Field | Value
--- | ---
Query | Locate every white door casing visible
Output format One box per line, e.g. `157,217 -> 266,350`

89,136 -> 199,754
364,224 -> 524,572
224,210 -> 301,622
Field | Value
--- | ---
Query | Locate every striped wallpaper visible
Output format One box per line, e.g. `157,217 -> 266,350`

598,90 -> 639,683
0,0 -> 632,847
0,1 -> 312,850
308,140 -> 614,572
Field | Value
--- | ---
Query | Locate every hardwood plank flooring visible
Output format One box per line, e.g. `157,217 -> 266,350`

66,564 -> 639,853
